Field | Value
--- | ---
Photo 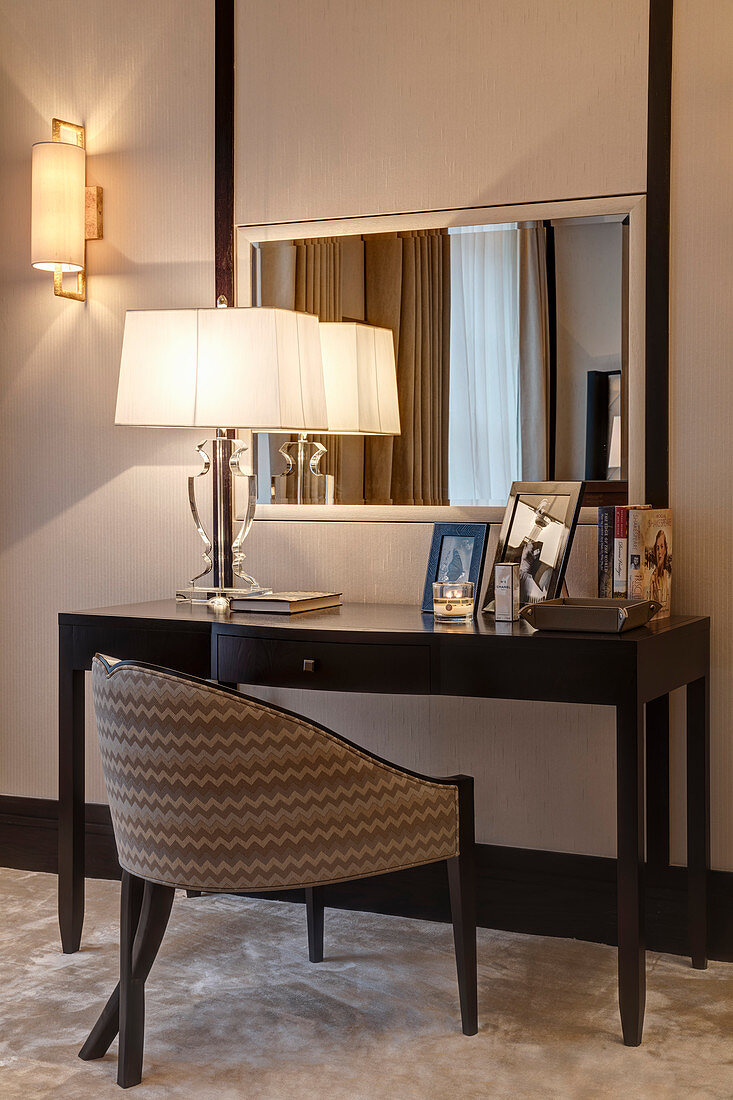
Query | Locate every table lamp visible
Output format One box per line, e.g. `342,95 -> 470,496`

272,321 -> 401,504
115,306 -> 327,603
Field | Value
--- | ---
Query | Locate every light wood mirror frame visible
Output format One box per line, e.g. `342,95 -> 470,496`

235,194 -> 645,524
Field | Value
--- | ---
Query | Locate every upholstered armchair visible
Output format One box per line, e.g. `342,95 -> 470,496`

79,656 -> 477,1088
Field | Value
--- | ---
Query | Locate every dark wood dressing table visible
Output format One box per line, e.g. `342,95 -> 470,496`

59,600 -> 710,1046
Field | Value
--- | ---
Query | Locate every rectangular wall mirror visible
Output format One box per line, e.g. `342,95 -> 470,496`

236,197 -> 645,519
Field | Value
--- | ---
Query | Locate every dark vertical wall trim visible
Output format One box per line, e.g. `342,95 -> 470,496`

215,0 -> 235,306
544,221 -> 558,479
645,0 -> 673,506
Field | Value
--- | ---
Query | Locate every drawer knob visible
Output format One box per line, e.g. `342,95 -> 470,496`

303,658 -> 317,673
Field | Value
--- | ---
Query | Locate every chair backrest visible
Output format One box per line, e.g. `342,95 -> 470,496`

92,656 -> 461,892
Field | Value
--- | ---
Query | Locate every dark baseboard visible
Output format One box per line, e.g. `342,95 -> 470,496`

0,796 -> 120,881
2,796 -> 731,960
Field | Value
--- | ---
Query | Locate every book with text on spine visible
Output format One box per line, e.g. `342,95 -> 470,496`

627,508 -> 648,599
598,506 -> 615,597
613,506 -> 628,597
613,505 -> 652,599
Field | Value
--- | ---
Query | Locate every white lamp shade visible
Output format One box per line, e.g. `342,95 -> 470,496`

115,307 -> 328,431
31,141 -> 86,271
319,322 -> 400,435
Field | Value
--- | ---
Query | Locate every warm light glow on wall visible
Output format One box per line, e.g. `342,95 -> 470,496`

30,119 -> 103,302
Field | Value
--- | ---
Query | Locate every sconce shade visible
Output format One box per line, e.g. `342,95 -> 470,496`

31,141 -> 86,271
319,322 -> 400,435
115,307 -> 328,431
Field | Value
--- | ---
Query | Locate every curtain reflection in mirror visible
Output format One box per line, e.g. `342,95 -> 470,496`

363,231 -> 450,505
257,222 -> 550,506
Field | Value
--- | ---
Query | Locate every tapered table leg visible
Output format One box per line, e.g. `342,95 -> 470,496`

645,694 -> 670,871
59,625 -> 85,953
687,674 -> 710,969
616,697 -> 645,1046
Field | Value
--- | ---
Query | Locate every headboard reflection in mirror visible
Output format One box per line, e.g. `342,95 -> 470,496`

236,198 -> 645,517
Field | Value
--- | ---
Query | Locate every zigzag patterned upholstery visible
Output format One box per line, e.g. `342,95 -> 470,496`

92,656 -> 460,893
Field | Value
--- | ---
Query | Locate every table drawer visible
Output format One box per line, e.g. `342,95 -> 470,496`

215,634 -> 430,694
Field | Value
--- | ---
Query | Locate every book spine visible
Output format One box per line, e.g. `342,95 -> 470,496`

597,506 -> 615,597
613,506 -> 628,597
627,508 -> 646,599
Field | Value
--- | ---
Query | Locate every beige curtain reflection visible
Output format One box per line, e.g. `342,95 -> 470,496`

364,230 -> 450,505
518,222 -> 550,480
259,237 -> 342,318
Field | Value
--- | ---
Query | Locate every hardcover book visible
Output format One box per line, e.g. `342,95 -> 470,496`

598,506 -> 615,597
229,591 -> 342,614
613,506 -> 628,597
627,508 -> 648,600
627,509 -> 673,617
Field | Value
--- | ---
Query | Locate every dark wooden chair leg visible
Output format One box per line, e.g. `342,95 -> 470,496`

80,876 -> 174,1074
306,886 -> 324,962
118,871 -> 146,1088
79,872 -> 145,1062
447,776 -> 478,1036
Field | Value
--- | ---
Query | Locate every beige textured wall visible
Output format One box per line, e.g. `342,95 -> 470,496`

0,2 -> 214,797
235,0 -> 649,225
669,0 -> 733,870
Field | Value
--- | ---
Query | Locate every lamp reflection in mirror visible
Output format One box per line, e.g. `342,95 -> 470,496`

115,306 -> 327,603
31,119 -> 103,302
273,322 -> 401,504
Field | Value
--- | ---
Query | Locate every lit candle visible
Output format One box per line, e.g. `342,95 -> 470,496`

432,582 -> 474,622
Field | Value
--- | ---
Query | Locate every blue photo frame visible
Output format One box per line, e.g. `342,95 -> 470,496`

421,522 -> 489,615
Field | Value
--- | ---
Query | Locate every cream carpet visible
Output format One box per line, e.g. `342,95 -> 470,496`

1,868 -> 731,1099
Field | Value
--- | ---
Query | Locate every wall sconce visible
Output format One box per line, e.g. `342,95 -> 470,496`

31,119 -> 103,302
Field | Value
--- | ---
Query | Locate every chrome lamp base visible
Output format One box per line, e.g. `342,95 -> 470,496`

176,584 -> 271,605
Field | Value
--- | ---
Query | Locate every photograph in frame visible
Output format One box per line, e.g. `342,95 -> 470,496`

483,482 -> 583,612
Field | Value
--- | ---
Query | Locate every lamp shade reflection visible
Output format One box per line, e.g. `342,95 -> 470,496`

319,322 -> 400,435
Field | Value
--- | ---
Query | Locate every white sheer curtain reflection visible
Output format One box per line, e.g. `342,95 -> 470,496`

448,225 -> 521,505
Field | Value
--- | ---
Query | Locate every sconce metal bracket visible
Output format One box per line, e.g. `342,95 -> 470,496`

85,186 -> 103,241
53,265 -> 86,302
49,119 -> 103,302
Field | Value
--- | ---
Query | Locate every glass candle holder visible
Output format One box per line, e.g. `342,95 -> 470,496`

432,582 -> 474,622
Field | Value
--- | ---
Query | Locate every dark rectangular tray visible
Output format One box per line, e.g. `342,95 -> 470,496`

519,598 -> 661,633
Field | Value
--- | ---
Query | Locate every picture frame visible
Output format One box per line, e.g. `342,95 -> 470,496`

482,481 -> 584,612
421,523 -> 489,615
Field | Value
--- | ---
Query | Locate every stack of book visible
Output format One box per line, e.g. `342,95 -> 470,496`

598,505 -> 673,617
